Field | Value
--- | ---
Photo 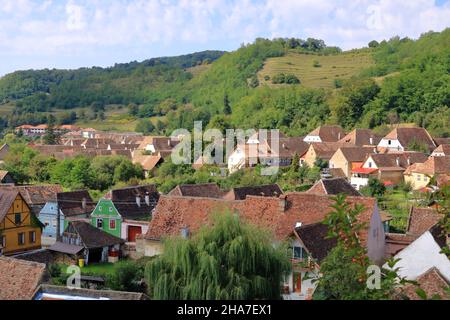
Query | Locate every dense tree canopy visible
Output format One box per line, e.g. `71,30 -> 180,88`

145,212 -> 290,299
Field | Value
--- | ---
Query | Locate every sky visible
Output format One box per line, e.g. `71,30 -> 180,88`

0,0 -> 449,76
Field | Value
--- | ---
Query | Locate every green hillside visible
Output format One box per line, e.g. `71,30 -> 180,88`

0,30 -> 449,137
258,50 -> 373,89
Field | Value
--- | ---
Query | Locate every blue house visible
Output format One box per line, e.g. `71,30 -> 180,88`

39,190 -> 96,240
39,200 -> 63,239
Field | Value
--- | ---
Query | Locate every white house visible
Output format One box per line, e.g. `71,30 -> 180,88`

378,128 -> 436,152
303,125 -> 346,143
383,231 -> 450,282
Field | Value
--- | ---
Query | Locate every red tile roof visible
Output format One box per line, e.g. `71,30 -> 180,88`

398,267 -> 449,300
406,207 -> 443,237
0,257 -> 47,300
339,129 -> 382,146
383,128 -> 436,152
144,193 -> 381,245
306,125 -> 346,142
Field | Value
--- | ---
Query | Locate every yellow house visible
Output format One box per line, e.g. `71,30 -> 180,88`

404,156 -> 450,190
0,190 -> 42,255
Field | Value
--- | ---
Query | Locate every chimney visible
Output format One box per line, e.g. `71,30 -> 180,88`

279,195 -> 287,212
338,132 -> 341,140
369,137 -> 373,145
167,139 -> 171,147
373,147 -> 378,154
181,227 -> 190,239
81,197 -> 87,209
136,196 -> 141,207
407,156 -> 411,166
396,157 -> 400,167
145,192 -> 150,206
295,222 -> 302,229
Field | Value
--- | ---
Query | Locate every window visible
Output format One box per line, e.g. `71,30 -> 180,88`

18,233 -> 25,245
109,219 -> 116,230
52,219 -> 57,228
99,206 -> 103,212
1,236 -> 6,247
29,231 -> 36,243
97,218 -> 103,228
368,162 -> 372,168
388,140 -> 392,145
293,246 -> 302,259
15,213 -> 21,225
109,207 -> 113,213
417,175 -> 421,181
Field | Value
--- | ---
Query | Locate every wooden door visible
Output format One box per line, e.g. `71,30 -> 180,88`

128,226 -> 142,242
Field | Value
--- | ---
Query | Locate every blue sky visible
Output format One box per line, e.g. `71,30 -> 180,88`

0,0 -> 449,76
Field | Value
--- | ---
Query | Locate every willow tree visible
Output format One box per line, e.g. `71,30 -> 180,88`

145,211 -> 290,300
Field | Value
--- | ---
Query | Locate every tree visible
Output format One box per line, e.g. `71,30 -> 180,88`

313,195 -> 410,300
145,211 -> 290,300
43,114 -> 59,145
128,103 -> 139,117
360,178 -> 386,198
368,40 -> 380,48
107,261 -> 144,292
135,119 -> 155,135
407,138 -> 429,154
223,94 -> 232,115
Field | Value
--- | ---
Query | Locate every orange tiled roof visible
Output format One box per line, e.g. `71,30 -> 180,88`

0,257 -> 47,300
144,193 -> 381,245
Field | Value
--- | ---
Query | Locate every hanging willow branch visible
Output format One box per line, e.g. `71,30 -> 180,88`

145,210 -> 291,300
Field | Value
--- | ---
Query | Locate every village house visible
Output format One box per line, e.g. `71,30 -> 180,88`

431,144 -> 450,157
383,231 -> 450,284
0,256 -> 48,300
227,133 -> 309,173
350,152 -> 428,190
301,142 -> 349,168
168,183 -> 284,200
306,178 -> 362,197
378,127 -> 436,153
338,129 -> 382,146
137,193 -> 390,299
0,170 -> 15,184
403,156 -> 450,190
328,146 -> 376,179
395,267 -> 449,300
0,190 -> 43,255
303,125 -> 346,143
49,221 -> 124,265
39,190 -> 96,243
15,124 -> 80,137
92,185 -> 159,242
223,184 -> 284,200
406,207 -> 444,238
0,185 -> 63,216
168,183 -> 227,198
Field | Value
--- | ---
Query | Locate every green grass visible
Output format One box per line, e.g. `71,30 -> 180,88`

79,262 -> 119,276
257,50 -> 374,89
380,189 -> 429,233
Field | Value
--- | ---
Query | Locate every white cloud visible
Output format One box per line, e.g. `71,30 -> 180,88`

0,0 -> 449,74
66,0 -> 86,31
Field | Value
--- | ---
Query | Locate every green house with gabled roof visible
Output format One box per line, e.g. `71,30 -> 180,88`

90,199 -> 122,238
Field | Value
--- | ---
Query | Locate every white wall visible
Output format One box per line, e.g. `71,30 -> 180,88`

303,136 -> 322,143
384,231 -> 450,282
378,139 -> 403,151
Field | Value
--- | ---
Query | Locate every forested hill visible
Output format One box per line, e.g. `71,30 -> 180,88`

0,29 -> 449,138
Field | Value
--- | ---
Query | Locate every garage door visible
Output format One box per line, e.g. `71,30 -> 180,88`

128,226 -> 142,242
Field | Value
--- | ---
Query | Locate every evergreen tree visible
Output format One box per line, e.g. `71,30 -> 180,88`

145,211 -> 290,300
223,94 -> 231,115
